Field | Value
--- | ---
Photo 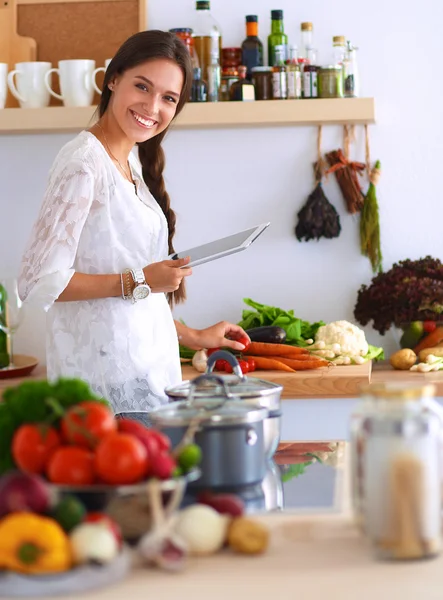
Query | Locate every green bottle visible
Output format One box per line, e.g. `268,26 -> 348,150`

268,10 -> 288,67
0,284 -> 9,368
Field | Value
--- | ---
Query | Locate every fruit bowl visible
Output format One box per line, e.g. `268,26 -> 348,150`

49,469 -> 201,544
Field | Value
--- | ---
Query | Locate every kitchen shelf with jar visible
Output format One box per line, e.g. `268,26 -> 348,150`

0,98 -> 375,134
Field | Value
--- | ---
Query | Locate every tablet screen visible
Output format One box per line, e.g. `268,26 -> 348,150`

169,223 -> 269,268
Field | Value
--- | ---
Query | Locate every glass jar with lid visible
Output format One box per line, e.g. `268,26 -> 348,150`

251,66 -> 272,100
350,382 -> 443,560
318,66 -> 344,98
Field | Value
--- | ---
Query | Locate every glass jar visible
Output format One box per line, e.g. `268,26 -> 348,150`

220,66 -> 239,101
251,66 -> 272,100
302,64 -> 319,98
350,382 -> 443,561
272,64 -> 287,99
222,47 -> 242,70
170,28 -> 199,69
318,66 -> 344,98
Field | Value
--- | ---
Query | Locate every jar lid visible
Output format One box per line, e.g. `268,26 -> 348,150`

196,0 -> 210,10
301,22 -> 313,31
169,28 -> 193,34
246,15 -> 258,23
271,9 -> 284,20
150,398 -> 268,428
222,47 -> 242,53
333,35 -> 346,44
251,66 -> 273,73
360,382 -> 436,401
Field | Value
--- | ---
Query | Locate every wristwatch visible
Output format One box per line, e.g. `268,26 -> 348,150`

130,268 -> 151,302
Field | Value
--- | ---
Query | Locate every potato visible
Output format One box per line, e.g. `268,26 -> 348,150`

390,349 -> 417,370
418,347 -> 443,362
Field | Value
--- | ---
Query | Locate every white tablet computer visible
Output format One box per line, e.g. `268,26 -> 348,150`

169,222 -> 270,268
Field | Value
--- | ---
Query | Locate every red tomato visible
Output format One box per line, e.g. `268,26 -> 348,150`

12,424 -> 61,474
214,359 -> 228,372
245,358 -> 256,372
95,433 -> 148,485
238,360 -> 250,375
47,446 -> 95,485
423,321 -> 437,333
61,401 -> 116,449
237,336 -> 251,352
84,513 -> 123,547
118,419 -> 170,457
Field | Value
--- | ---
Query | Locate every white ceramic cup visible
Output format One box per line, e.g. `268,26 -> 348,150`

7,62 -> 52,108
44,59 -> 96,107
92,58 -> 112,94
0,63 -> 7,109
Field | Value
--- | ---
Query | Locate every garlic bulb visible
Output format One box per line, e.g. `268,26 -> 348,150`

70,523 -> 119,565
192,349 -> 208,373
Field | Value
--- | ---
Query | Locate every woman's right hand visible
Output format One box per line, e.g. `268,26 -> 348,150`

143,257 -> 192,293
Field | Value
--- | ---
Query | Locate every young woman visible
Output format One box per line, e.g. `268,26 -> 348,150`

18,30 -> 249,423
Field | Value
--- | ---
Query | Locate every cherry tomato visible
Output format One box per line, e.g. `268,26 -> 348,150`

95,432 -> 148,485
84,513 -> 123,547
238,359 -> 250,375
214,359 -> 228,372
12,424 -> 61,474
245,358 -> 256,372
47,446 -> 95,485
237,335 -> 251,352
224,363 -> 233,374
423,321 -> 437,333
207,348 -> 221,357
118,419 -> 170,457
61,401 -> 116,449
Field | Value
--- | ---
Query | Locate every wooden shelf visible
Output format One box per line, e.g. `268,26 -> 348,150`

0,98 -> 375,135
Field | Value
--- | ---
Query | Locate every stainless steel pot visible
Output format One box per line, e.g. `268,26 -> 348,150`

152,374 -> 268,489
166,350 -> 282,459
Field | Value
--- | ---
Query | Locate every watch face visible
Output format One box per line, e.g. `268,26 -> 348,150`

133,284 -> 150,301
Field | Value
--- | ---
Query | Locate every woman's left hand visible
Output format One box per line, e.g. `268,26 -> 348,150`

196,321 -> 250,352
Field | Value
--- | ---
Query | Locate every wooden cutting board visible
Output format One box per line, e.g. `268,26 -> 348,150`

0,0 -> 36,107
181,361 -> 373,399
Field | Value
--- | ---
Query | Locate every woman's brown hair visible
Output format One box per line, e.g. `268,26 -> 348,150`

98,30 -> 193,306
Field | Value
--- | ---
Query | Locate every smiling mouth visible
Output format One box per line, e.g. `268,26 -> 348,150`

130,110 -> 158,129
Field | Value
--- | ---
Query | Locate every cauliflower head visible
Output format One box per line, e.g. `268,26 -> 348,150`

315,321 -> 369,357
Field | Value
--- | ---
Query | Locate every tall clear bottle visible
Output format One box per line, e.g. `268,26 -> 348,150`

0,283 -> 9,368
268,10 -> 288,67
299,22 -> 314,63
192,0 -> 222,83
286,45 -> 302,99
343,41 -> 360,97
207,50 -> 221,102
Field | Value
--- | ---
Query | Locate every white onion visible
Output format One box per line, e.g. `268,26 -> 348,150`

174,505 -> 229,556
70,523 -> 119,564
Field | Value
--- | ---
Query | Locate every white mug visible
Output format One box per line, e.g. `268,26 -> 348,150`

92,58 -> 112,94
7,62 -> 52,108
0,63 -> 7,109
44,59 -> 96,107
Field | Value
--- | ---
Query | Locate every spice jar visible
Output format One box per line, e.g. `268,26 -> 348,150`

220,66 -> 239,101
222,47 -> 242,70
272,65 -> 287,100
251,66 -> 272,101
350,383 -> 443,561
170,28 -> 199,69
303,64 -> 319,98
318,66 -> 344,98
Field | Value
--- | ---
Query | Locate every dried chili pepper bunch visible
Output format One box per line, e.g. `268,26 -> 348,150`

354,257 -> 443,334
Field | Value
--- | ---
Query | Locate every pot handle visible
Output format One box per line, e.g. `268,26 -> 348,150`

188,373 -> 233,409
206,350 -> 244,379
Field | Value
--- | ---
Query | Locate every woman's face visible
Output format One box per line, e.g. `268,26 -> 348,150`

108,58 -> 184,143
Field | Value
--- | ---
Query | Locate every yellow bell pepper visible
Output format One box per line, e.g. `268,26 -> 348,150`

0,512 -> 72,575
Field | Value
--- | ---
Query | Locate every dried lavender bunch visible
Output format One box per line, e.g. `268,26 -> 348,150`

354,256 -> 443,334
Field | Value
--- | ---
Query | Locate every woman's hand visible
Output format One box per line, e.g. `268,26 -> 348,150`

195,321 -> 250,352
144,257 -> 192,293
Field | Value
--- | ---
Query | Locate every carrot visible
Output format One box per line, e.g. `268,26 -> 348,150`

245,342 -> 309,357
414,326 -> 443,353
263,355 -> 329,370
248,356 -> 296,372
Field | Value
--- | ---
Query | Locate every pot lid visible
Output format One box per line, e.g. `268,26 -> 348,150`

150,397 -> 268,428
166,374 -> 282,401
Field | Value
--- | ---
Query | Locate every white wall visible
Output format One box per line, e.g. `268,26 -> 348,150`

2,0 -> 443,363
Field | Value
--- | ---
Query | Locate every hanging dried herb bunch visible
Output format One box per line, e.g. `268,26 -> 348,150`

326,148 -> 365,214
360,160 -> 383,273
295,168 -> 341,242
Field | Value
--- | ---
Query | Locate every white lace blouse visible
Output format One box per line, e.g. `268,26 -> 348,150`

18,131 -> 181,413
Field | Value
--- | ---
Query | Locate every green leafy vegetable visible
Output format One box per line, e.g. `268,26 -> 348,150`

0,377 -> 105,474
364,344 -> 385,362
237,298 -> 325,346
280,461 -> 313,483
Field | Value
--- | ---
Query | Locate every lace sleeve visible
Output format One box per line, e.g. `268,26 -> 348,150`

18,160 -> 95,311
